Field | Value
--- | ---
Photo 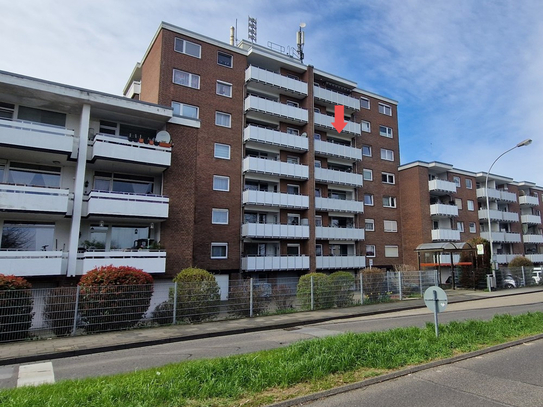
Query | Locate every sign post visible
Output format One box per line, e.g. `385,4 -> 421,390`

424,286 -> 448,337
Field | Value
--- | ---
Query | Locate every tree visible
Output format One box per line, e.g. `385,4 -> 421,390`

508,256 -> 534,268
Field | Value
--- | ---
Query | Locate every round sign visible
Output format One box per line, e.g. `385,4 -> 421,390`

424,286 -> 448,313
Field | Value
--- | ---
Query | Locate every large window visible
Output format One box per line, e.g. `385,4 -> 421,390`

213,175 -> 230,191
93,172 -> 153,194
211,243 -> 228,259
215,112 -> 231,128
0,102 -> 15,119
173,69 -> 200,89
384,245 -> 399,257
217,52 -> 233,67
212,208 -> 229,224
214,143 -> 231,160
18,106 -> 66,127
378,103 -> 392,116
7,162 -> 61,188
383,196 -> 397,208
172,102 -> 199,119
384,220 -> 397,232
379,125 -> 393,138
174,37 -> 201,58
216,81 -> 232,97
1,223 -> 54,251
382,172 -> 395,184
380,148 -> 394,161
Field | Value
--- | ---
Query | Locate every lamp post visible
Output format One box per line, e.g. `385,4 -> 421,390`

485,138 -> 532,284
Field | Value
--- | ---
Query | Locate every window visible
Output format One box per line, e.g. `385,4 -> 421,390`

287,244 -> 300,256
286,127 -> 299,136
365,219 -> 375,231
174,37 -> 201,58
286,100 -> 299,108
384,245 -> 399,257
287,156 -> 299,164
217,51 -> 233,67
453,176 -> 461,187
363,169 -> 373,181
1,223 -> 54,251
172,102 -> 199,119
287,184 -> 300,195
314,108 -> 320,113
216,81 -> 232,97
457,221 -> 464,232
314,160 -> 321,168
455,198 -> 463,210
379,125 -> 393,138
315,216 -> 323,227
469,222 -> 477,233
213,175 -> 230,191
360,97 -> 370,109
0,102 -> 15,119
315,188 -> 321,197
467,200 -> 475,211
366,245 -> 376,257
384,220 -> 397,232
314,133 -> 321,140
214,143 -> 231,160
380,148 -> 394,161
18,106 -> 66,127
383,196 -> 397,208
215,112 -> 231,127
212,209 -> 229,224
287,214 -> 300,225
93,172 -> 154,194
466,179 -> 473,189
364,194 -> 374,206
316,244 -> 323,256
362,145 -> 372,157
211,243 -> 228,259
378,103 -> 392,116
382,172 -> 395,184
7,162 -> 61,188
173,69 -> 200,89
361,121 -> 371,133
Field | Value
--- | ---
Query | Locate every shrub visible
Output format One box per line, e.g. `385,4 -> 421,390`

361,267 -> 387,302
172,268 -> 220,323
508,256 -> 534,268
296,273 -> 333,310
43,287 -> 78,337
0,274 -> 33,342
329,271 -> 355,307
78,265 -> 154,333
228,280 -> 270,318
273,284 -> 295,312
151,301 -> 174,326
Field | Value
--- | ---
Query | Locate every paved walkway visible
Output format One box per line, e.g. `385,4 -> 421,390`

1,286 -> 542,366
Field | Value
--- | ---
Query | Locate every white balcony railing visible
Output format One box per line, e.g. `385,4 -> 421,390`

480,232 -> 522,243
494,254 -> 518,265
0,184 -> 70,214
526,254 -> 543,263
428,179 -> 457,194
431,229 -> 461,241
241,255 -> 310,271
242,157 -> 309,179
519,195 -> 539,206
313,86 -> 359,111
430,203 -> 458,217
315,197 -> 364,213
478,210 -> 519,222
521,214 -> 542,224
243,125 -> 308,151
314,140 -> 362,161
476,188 -> 517,202
314,167 -> 363,187
314,112 -> 361,135
502,212 -> 520,222
244,95 -> 308,123
91,134 -> 171,167
84,190 -> 169,218
76,251 -> 166,275
316,255 -> 366,270
242,190 -> 309,209
523,234 -> 543,244
315,227 -> 365,241
0,251 -> 67,277
241,223 -> 310,239
245,66 -> 308,95
0,118 -> 74,154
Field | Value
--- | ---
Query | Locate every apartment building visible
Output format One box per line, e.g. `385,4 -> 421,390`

399,161 -> 543,269
124,22 -> 402,279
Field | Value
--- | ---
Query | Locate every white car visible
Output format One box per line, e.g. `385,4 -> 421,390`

532,268 -> 542,285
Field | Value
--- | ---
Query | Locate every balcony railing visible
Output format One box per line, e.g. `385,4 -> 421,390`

243,156 -> 309,179
523,234 -> 543,243
0,250 -> 67,277
241,223 -> 310,239
245,65 -> 308,95
316,255 -> 366,270
241,255 -> 310,271
243,125 -> 308,151
525,254 -> 543,263
314,112 -> 361,135
242,190 -> 309,209
428,179 -> 457,194
477,188 -> 517,202
84,190 -> 169,218
313,86 -> 360,111
431,229 -> 461,241
0,118 -> 74,154
519,195 -> 539,206
244,95 -> 308,123
314,139 -> 362,161
91,134 -> 171,167
0,184 -> 70,214
315,226 -> 365,241
314,167 -> 363,187
478,210 -> 520,222
315,197 -> 364,213
430,203 -> 458,217
521,214 -> 542,224
494,254 -> 518,265
76,250 -> 166,275
480,232 -> 522,243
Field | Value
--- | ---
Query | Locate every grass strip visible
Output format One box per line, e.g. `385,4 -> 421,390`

1,312 -> 542,407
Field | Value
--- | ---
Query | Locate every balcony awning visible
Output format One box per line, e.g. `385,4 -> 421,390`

415,242 -> 473,252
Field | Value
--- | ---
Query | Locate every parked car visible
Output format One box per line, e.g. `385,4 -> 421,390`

502,274 -> 518,289
532,268 -> 542,285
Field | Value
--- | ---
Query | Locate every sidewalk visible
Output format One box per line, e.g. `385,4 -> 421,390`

1,286 -> 541,366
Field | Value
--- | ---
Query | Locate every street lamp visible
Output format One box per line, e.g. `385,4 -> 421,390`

485,138 -> 532,284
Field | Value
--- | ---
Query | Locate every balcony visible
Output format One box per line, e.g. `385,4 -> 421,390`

0,184 -> 70,214
315,227 -> 365,241
476,188 -> 517,202
244,95 -> 308,124
431,229 -> 461,241
243,125 -> 308,151
502,212 -> 520,222
242,157 -> 309,179
0,251 -> 67,277
245,66 -> 308,96
242,190 -> 309,209
90,134 -> 171,168
314,140 -> 362,161
314,167 -> 363,187
480,232 -> 522,243
521,214 -> 541,224
76,250 -> 166,275
523,234 -> 543,244
0,118 -> 74,154
315,197 -> 364,213
478,210 -> 519,222
241,255 -> 310,271
428,179 -> 457,194
316,255 -> 366,270
314,112 -> 361,136
84,190 -> 169,218
519,195 -> 539,206
525,254 -> 543,263
494,254 -> 518,265
313,86 -> 360,111
241,223 -> 310,239
430,203 -> 458,217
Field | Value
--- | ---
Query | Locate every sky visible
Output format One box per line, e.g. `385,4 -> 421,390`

1,0 -> 542,185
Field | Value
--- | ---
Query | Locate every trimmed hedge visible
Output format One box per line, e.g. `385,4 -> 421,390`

43,287 -> 78,337
296,273 -> 333,310
329,271 -> 355,307
0,274 -> 33,342
228,280 -> 270,317
171,268 -> 220,323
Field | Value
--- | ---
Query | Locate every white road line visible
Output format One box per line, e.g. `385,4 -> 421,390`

17,362 -> 55,387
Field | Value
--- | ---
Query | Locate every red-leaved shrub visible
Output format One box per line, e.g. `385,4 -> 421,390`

0,274 -> 33,342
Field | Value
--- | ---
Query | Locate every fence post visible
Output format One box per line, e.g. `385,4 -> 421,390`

71,285 -> 80,336
386,270 -> 390,293
435,270 -> 439,286
398,271 -> 403,301
250,278 -> 254,317
360,272 -> 364,305
521,266 -> 526,287
310,275 -> 314,311
172,281 -> 178,325
419,270 -> 423,296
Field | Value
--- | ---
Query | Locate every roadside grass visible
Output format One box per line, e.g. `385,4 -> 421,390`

1,312 -> 542,407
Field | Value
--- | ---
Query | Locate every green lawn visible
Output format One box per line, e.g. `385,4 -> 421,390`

2,312 -> 542,407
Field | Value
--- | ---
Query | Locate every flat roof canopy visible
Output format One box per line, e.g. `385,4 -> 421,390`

415,242 -> 474,252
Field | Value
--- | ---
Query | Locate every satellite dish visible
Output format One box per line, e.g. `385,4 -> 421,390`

155,130 -> 171,143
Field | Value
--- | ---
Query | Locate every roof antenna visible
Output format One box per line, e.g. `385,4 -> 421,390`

248,16 -> 257,43
297,23 -> 306,63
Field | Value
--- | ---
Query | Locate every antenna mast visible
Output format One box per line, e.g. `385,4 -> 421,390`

297,23 -> 306,63
248,16 -> 257,43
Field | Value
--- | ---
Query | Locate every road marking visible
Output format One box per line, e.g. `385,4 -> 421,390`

17,362 -> 55,387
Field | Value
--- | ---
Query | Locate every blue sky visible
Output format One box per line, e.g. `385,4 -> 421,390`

1,0 -> 542,185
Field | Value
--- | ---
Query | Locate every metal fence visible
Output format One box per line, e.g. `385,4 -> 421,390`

2,268 -> 535,343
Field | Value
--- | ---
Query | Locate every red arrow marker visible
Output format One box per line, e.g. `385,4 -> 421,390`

331,105 -> 347,133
